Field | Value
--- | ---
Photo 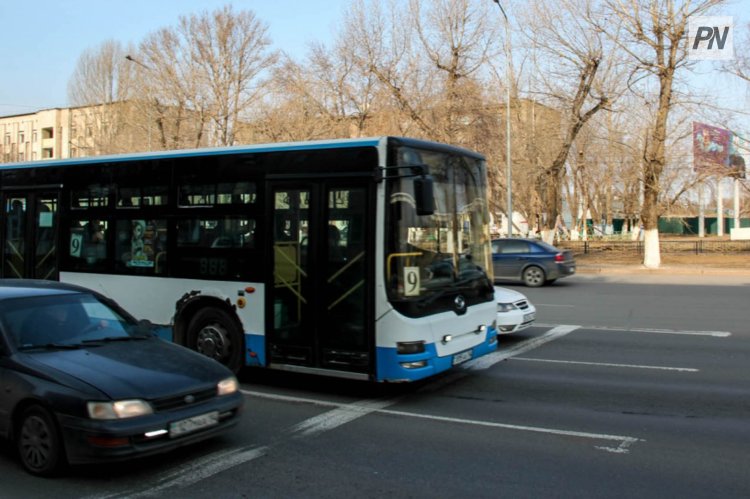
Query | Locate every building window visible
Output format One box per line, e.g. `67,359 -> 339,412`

42,148 -> 54,158
42,127 -> 54,139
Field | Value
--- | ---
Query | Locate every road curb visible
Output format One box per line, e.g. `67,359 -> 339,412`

577,265 -> 750,276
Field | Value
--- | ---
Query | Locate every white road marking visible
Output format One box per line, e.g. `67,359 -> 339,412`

88,325 -> 641,497
466,325 -> 580,370
86,446 -> 268,499
513,357 -> 699,372
244,387 -> 641,454
535,323 -> 731,337
377,407 -> 642,454
289,398 -> 401,437
135,446 -> 268,497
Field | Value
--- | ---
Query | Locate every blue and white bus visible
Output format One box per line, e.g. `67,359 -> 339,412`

0,137 -> 497,382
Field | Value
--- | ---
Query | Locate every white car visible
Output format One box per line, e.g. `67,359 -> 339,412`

495,286 -> 536,334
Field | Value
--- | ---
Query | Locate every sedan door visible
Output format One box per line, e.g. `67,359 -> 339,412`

492,239 -> 532,280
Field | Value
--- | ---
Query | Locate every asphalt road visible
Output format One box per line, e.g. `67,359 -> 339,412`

2,273 -> 749,498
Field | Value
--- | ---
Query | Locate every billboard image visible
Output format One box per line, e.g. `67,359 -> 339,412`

693,122 -> 746,179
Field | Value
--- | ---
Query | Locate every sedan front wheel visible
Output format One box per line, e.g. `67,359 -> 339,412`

16,405 -> 64,476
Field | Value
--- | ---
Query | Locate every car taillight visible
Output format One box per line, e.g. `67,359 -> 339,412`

554,253 -> 564,262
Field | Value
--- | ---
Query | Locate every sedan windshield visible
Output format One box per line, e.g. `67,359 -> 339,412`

0,293 -> 140,349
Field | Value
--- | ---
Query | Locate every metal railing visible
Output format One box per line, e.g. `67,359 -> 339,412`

557,240 -> 750,256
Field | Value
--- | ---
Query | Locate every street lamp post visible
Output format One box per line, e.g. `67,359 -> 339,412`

492,0 -> 512,237
124,55 -> 155,149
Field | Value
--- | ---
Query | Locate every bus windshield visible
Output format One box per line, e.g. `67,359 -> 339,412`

385,145 -> 493,308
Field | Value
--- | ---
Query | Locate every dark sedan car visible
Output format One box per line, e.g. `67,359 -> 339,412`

0,279 -> 243,476
491,238 -> 576,287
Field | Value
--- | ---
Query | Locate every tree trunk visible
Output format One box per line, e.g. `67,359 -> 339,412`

642,228 -> 661,268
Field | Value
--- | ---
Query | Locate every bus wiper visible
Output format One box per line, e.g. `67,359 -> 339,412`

416,279 -> 478,308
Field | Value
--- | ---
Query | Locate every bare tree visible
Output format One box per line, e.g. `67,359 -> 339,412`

184,5 -> 277,145
338,0 -> 500,143
409,0 -> 500,142
254,37 -> 381,142
67,40 -> 137,154
132,4 -> 277,148
517,0 -> 621,242
599,0 -> 722,268
724,21 -> 750,84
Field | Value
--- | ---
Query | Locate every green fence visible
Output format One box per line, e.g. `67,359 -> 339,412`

658,217 -> 750,235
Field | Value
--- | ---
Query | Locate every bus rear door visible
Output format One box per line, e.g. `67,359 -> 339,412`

1,190 -> 60,280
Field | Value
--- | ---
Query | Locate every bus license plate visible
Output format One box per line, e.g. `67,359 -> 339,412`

169,411 -> 219,438
452,350 -> 472,366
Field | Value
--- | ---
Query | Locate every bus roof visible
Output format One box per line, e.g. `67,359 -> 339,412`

0,136 -> 484,170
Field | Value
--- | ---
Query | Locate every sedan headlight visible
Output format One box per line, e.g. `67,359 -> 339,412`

87,400 -> 153,420
217,376 -> 239,396
497,302 -> 516,313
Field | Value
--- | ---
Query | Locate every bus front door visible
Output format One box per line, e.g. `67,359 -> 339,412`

269,184 -> 371,376
1,191 -> 59,280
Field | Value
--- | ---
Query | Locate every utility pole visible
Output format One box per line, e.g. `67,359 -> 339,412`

492,0 -> 513,237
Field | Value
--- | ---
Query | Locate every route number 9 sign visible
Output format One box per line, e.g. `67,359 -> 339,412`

70,233 -> 83,258
404,266 -> 420,296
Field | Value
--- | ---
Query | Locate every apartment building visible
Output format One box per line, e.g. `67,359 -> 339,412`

1,102 -> 211,164
0,108 -> 73,163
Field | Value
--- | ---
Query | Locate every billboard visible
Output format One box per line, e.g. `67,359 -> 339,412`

693,122 -> 746,179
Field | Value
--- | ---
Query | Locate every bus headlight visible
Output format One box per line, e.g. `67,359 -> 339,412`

397,341 -> 425,354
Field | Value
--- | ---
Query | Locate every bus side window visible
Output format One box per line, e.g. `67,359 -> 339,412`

69,220 -> 108,269
115,220 -> 167,275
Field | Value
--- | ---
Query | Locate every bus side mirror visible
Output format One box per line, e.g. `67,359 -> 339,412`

414,175 -> 435,216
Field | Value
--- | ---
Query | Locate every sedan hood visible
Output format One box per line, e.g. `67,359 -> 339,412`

29,339 -> 231,400
494,286 -> 528,303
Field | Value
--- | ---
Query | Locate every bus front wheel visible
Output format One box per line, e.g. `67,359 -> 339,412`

187,307 -> 244,374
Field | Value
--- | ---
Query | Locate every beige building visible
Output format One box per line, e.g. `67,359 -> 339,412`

1,102 -> 210,164
0,108 -> 73,163
0,105 -> 131,163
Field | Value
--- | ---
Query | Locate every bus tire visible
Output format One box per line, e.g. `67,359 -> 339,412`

187,307 -> 244,374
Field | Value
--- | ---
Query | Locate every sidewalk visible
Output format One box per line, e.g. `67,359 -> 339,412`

576,262 -> 750,276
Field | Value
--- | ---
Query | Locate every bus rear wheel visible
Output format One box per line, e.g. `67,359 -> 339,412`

187,307 -> 244,374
